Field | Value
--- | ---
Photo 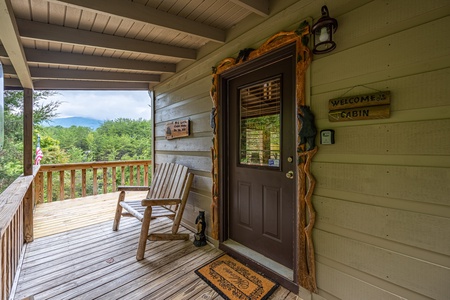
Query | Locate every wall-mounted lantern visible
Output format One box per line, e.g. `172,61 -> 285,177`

311,5 -> 338,54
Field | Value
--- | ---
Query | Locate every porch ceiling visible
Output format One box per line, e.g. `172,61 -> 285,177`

0,0 -> 269,90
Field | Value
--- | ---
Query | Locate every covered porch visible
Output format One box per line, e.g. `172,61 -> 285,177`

12,190 -> 296,299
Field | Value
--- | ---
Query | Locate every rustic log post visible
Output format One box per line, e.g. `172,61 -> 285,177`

23,88 -> 34,243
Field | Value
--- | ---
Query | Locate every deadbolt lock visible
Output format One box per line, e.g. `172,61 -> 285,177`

286,171 -> 294,179
287,156 -> 293,163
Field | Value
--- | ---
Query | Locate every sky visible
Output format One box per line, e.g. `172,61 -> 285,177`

44,91 -> 152,121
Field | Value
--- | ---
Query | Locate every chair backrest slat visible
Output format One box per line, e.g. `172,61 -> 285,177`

148,163 -> 190,212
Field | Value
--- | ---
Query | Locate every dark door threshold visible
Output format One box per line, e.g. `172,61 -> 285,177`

219,241 -> 299,294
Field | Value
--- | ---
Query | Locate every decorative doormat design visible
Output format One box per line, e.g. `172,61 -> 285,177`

195,254 -> 279,300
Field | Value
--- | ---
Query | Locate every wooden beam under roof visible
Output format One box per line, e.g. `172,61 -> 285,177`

0,0 -> 33,89
32,80 -> 150,90
16,19 -> 197,60
23,48 -> 176,73
30,68 -> 160,83
48,0 -> 226,43
230,0 -> 269,17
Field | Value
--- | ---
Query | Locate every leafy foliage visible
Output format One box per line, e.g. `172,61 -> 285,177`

0,91 -> 152,194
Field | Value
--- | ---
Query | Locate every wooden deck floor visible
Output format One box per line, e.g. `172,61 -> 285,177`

14,192 -> 299,299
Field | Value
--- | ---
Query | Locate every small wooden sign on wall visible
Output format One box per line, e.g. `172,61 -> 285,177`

328,91 -> 391,122
166,120 -> 190,140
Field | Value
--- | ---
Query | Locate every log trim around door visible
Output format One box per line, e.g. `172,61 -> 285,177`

209,21 -> 318,292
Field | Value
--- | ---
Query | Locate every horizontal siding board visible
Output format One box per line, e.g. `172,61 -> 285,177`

314,196 -> 450,255
155,136 -> 212,152
154,97 -> 212,123
155,79 -> 211,110
315,119 -> 450,156
312,162 -> 450,206
332,0 -> 450,55
155,112 -> 211,137
313,154 -> 450,168
316,262 -> 409,300
314,230 -> 450,299
311,17 -> 450,94
312,68 -> 450,120
155,153 -> 211,173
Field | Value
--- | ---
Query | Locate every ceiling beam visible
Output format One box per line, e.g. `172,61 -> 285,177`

0,0 -> 33,88
230,0 -> 269,17
30,68 -> 160,83
23,48 -> 176,73
16,19 -> 196,60
32,80 -> 150,90
49,0 -> 225,43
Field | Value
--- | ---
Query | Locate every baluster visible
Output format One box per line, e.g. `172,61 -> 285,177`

121,166 -> 125,185
103,167 -> 108,194
47,172 -> 53,202
144,164 -> 149,186
70,170 -> 76,199
112,167 -> 117,191
136,165 -> 141,185
129,166 -> 134,185
82,168 -> 87,197
59,171 -> 65,200
93,168 -> 98,195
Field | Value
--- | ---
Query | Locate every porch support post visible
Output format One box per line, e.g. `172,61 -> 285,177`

23,88 -> 34,242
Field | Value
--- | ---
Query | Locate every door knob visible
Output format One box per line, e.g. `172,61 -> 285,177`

286,171 -> 294,179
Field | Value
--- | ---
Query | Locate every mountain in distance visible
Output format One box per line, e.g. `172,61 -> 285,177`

44,117 -> 103,130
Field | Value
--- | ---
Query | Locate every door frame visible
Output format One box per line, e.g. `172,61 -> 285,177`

209,23 -> 318,293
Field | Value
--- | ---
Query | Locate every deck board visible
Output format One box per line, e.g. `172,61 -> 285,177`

13,192 -> 298,299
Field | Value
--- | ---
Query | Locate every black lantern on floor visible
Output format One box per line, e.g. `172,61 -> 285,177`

312,5 -> 338,54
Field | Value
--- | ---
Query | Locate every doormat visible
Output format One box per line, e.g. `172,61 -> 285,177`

195,254 -> 279,300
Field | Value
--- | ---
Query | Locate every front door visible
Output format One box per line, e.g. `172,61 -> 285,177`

225,47 -> 296,269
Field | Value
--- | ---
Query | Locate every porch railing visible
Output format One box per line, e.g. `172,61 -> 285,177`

0,167 -> 37,299
34,160 -> 152,203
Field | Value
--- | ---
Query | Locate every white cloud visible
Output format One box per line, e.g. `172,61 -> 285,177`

44,91 -> 152,121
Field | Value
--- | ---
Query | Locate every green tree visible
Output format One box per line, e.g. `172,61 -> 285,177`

0,91 -> 60,192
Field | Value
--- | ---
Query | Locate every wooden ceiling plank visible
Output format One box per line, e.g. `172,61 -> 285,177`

17,19 -> 197,60
30,67 -> 160,82
33,80 -> 150,90
49,0 -> 225,42
23,48 -> 176,73
0,0 -> 33,88
229,0 -> 269,17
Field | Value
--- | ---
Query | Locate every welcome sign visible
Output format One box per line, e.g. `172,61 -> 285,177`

328,91 -> 391,122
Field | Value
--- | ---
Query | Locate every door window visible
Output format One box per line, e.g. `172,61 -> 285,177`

239,77 -> 281,169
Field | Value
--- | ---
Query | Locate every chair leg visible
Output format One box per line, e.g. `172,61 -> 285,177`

136,206 -> 152,261
113,191 -> 125,231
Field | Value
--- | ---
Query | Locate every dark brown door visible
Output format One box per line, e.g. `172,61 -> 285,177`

226,48 -> 296,268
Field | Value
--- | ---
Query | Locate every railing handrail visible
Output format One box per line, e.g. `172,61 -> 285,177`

35,159 -> 152,203
0,175 -> 32,235
39,159 -> 152,172
0,166 -> 38,299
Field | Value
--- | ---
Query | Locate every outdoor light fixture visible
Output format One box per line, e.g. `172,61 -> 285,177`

311,5 -> 338,54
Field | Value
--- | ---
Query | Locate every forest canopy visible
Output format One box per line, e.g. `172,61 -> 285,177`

0,91 -> 151,193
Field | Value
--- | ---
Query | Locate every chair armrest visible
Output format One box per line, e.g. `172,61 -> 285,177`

141,198 -> 182,206
118,186 -> 151,192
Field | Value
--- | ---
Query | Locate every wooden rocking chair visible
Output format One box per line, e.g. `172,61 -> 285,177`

113,163 -> 194,260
